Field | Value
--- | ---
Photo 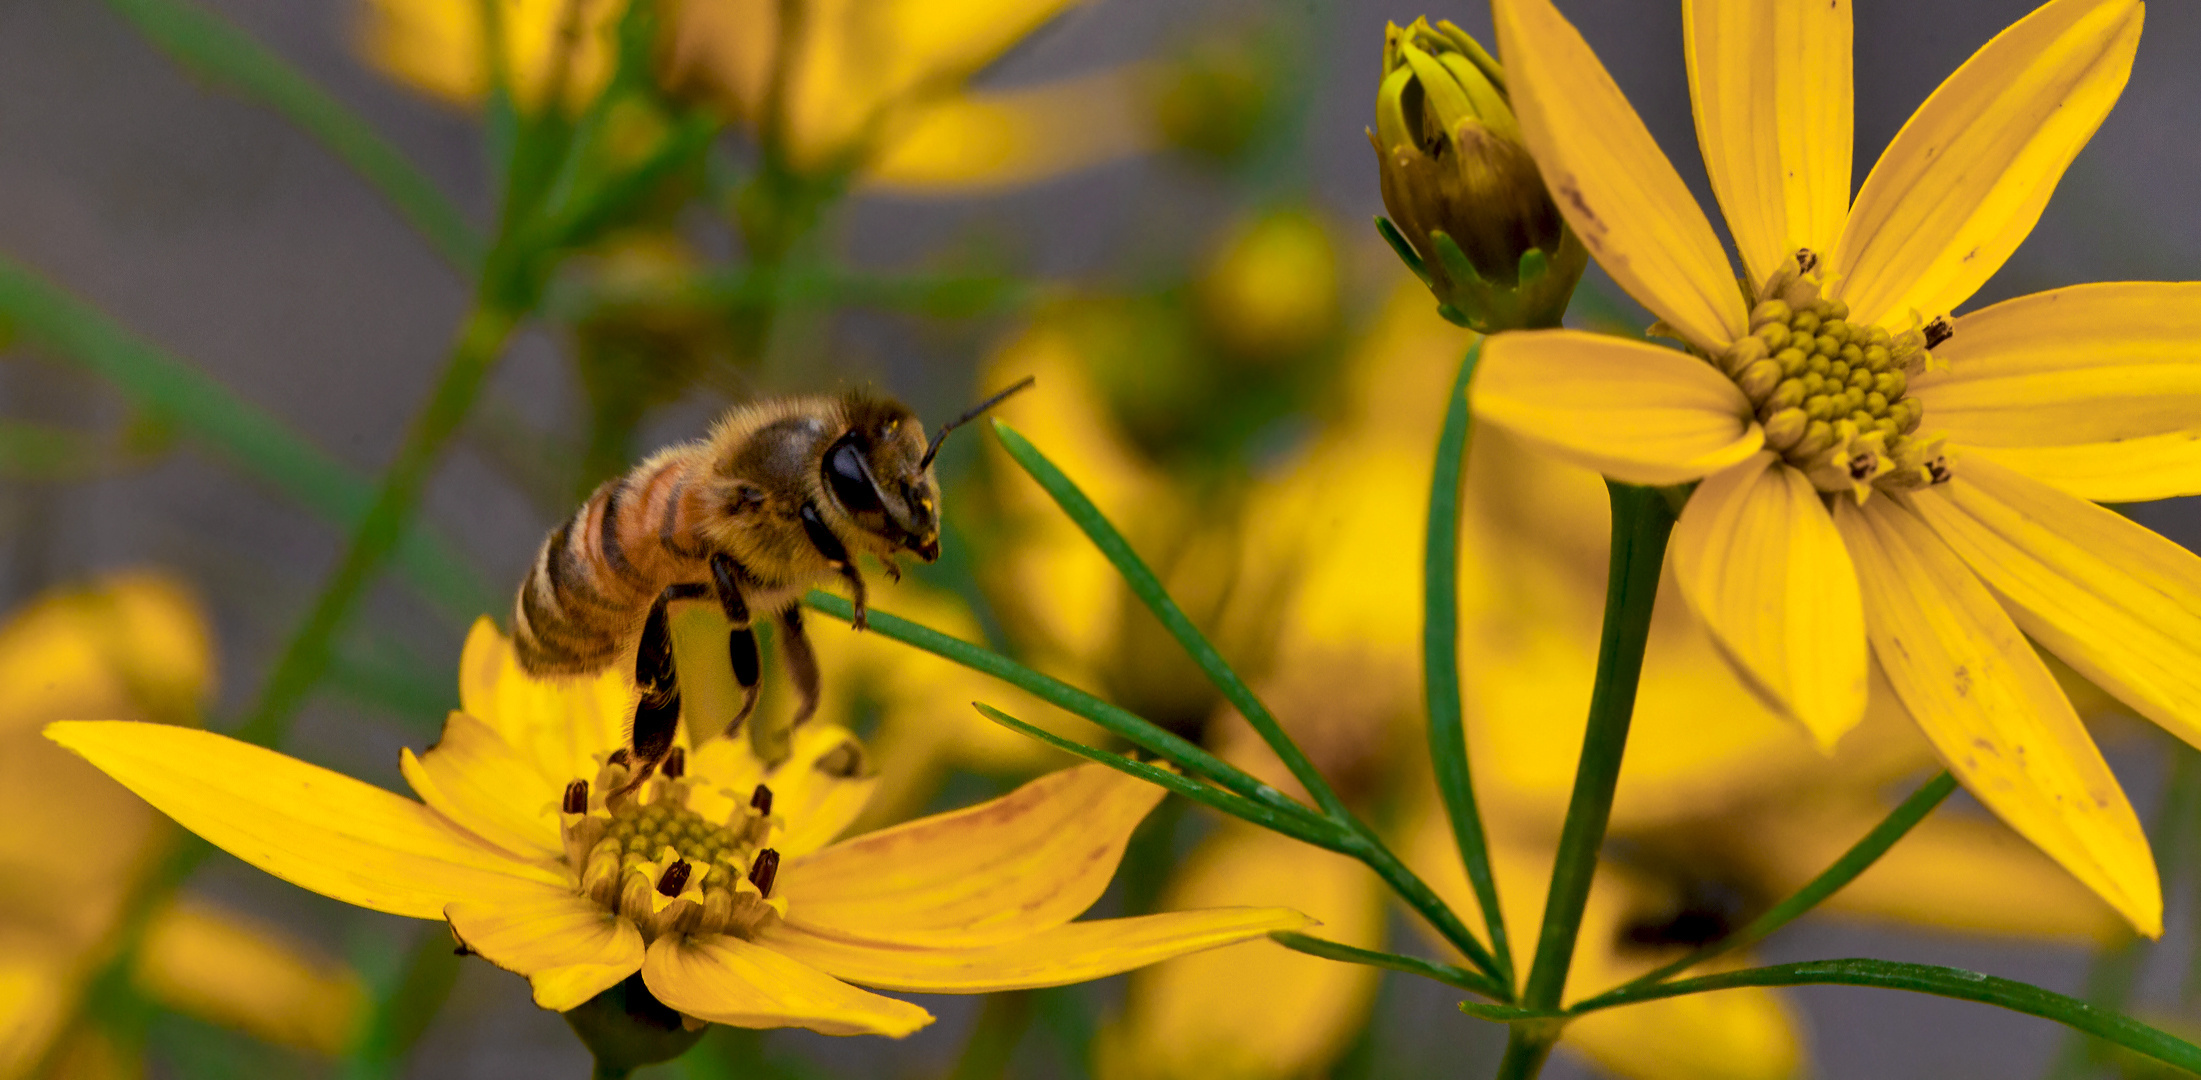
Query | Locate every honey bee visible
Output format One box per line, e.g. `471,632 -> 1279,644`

513,378 -> 1033,785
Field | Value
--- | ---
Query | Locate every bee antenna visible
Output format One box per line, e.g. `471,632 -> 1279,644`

921,376 -> 1036,470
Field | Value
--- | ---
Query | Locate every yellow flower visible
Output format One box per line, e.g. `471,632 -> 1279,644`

1105,285 -> 2126,1080
47,620 -> 1305,1039
0,575 -> 363,1080
1471,0 -> 2195,934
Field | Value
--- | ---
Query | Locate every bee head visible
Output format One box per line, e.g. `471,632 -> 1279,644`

823,397 -> 941,562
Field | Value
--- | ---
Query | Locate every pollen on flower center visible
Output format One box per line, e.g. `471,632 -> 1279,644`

1712,251 -> 1953,498
558,757 -> 786,944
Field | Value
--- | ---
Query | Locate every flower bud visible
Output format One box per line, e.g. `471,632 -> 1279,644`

1370,18 -> 1584,331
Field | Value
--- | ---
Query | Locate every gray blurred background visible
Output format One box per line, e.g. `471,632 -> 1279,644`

1,0 -> 2195,1077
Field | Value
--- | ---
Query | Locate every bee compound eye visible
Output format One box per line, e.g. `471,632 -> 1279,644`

824,438 -> 887,518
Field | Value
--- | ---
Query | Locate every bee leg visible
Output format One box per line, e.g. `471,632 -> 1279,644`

710,553 -> 762,736
798,502 -> 869,630
619,586 -> 690,795
777,605 -> 821,728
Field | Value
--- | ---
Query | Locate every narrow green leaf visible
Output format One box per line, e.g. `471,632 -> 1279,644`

0,255 -> 498,619
801,590 -> 1300,815
972,702 -> 1341,845
104,0 -> 481,273
1269,931 -> 1503,999
989,419 -> 1350,821
1583,770 -> 1959,1004
1570,958 -> 2201,1075
1422,339 -> 1509,983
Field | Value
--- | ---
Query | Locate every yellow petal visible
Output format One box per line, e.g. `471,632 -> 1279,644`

779,764 -> 1162,947
864,68 -> 1153,193
759,906 -> 1313,994
456,619 -> 629,784
1830,0 -> 2142,326
1908,458 -> 2201,750
1671,454 -> 1868,749
1105,825 -> 1385,1080
1907,282 -> 2201,501
399,712 -> 562,863
1830,498 -> 2160,935
1682,0 -> 1853,286
131,899 -> 366,1054
44,721 -> 564,920
1745,796 -> 2123,944
640,935 -> 931,1037
446,883 -> 644,1011
1475,330 -> 1763,486
687,723 -> 875,858
1491,0 -> 1747,352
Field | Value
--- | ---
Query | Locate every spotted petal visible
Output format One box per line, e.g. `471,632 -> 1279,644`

1831,0 -> 2143,327
641,935 -> 931,1037
779,764 -> 1161,947
1683,0 -> 1853,287
1831,498 -> 2159,935
1475,330 -> 1763,486
1909,282 -> 2201,501
1672,453 -> 1868,749
44,722 -> 564,920
446,882 -> 644,1011
1909,458 -> 2201,751
1492,0 -> 1748,352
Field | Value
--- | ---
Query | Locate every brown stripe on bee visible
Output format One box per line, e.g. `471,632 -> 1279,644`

594,477 -> 644,586
658,472 -> 710,560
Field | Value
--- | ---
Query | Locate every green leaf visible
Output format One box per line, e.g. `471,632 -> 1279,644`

104,0 -> 481,274
0,254 -> 498,619
800,590 -> 1299,815
1421,340 -> 1509,983
971,702 -> 1341,845
1569,958 -> 2201,1075
1580,770 -> 1959,1005
1269,931 -> 1502,999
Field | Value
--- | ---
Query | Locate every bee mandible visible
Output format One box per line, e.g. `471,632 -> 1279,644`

512,378 -> 1034,788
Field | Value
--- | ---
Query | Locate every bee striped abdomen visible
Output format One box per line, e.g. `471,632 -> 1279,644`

513,454 -> 708,676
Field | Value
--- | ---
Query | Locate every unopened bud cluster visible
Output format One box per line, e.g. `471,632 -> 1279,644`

557,751 -> 785,943
1715,252 -> 1952,499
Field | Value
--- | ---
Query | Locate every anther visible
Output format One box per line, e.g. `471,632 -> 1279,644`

1924,316 -> 1954,349
1796,249 -> 1820,273
609,748 -> 632,767
750,783 -> 774,816
749,848 -> 780,898
563,780 -> 589,815
658,859 -> 693,897
663,747 -> 686,780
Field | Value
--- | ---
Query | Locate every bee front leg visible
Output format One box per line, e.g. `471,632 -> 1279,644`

777,605 -> 820,728
710,553 -> 762,737
798,502 -> 869,630
621,586 -> 689,794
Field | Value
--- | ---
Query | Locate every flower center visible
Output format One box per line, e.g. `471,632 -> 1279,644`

558,749 -> 785,943
1713,251 -> 1953,498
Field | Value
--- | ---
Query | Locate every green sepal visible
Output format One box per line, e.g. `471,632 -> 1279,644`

1375,215 -> 1430,284
1516,246 -> 1550,288
564,974 -> 707,1079
1430,231 -> 1484,294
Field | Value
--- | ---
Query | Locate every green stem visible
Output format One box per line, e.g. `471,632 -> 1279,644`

232,304 -> 518,746
1584,770 -> 1959,1005
1267,932 -> 1496,996
1519,481 -> 1675,1013
1422,340 -> 1510,985
1493,1027 -> 1554,1080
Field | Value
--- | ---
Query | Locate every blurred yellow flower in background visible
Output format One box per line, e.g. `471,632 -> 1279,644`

1472,0 -> 2200,937
0,575 -> 363,1080
360,0 -> 1153,191
49,620 -> 1306,1040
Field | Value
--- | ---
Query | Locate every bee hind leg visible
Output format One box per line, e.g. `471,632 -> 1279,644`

618,585 -> 697,796
711,553 -> 762,737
